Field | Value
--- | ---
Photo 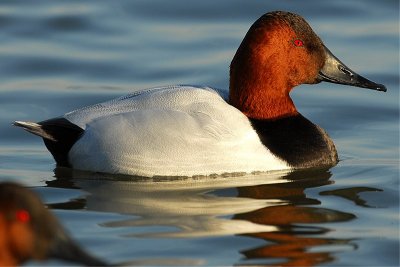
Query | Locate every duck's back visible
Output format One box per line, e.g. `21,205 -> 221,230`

65,86 -> 289,176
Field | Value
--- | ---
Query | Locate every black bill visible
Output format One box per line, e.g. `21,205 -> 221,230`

317,46 -> 387,92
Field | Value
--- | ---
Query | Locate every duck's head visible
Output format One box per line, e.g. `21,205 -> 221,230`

229,11 -> 386,120
0,182 -> 107,266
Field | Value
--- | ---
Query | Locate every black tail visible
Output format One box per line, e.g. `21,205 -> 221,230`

14,118 -> 84,167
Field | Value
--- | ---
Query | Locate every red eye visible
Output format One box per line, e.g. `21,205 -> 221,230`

293,39 -> 304,47
16,210 -> 30,223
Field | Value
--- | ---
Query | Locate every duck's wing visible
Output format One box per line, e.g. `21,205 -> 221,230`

14,86 -> 228,170
64,85 -> 224,129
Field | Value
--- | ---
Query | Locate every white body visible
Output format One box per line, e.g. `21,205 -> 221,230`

64,85 -> 290,177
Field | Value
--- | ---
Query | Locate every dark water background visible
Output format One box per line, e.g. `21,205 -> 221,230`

0,1 -> 399,266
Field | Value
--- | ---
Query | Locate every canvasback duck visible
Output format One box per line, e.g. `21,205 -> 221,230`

14,11 -> 386,177
0,182 -> 107,266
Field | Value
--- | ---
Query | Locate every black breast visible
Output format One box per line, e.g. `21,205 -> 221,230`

250,114 -> 338,168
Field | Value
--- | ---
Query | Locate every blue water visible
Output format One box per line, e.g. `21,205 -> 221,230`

0,0 -> 399,266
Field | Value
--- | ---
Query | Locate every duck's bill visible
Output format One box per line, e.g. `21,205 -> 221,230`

317,46 -> 387,92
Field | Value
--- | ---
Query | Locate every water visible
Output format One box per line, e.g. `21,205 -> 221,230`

0,0 -> 399,266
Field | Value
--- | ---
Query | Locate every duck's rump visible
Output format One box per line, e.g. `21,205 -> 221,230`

14,119 -> 84,167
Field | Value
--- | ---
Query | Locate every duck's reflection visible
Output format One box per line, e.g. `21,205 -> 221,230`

234,170 -> 356,266
47,168 -> 356,266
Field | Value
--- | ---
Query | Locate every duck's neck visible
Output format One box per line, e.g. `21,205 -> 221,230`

229,84 -> 298,120
229,74 -> 298,120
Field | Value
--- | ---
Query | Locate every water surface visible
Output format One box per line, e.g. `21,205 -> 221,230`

0,1 -> 398,266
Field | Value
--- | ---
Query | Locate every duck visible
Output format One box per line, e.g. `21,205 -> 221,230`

14,11 -> 386,177
0,181 -> 107,266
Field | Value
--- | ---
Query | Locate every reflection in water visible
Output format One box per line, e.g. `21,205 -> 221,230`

234,170 -> 356,266
320,187 -> 383,208
47,168 -> 357,266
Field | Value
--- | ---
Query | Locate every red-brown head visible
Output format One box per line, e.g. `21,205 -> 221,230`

229,11 -> 386,120
0,182 -> 107,266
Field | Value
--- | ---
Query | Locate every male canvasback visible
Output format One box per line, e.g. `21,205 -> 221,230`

14,11 -> 386,177
0,182 -> 107,266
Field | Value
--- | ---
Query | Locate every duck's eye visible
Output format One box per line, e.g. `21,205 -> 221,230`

16,209 -> 30,223
293,39 -> 304,47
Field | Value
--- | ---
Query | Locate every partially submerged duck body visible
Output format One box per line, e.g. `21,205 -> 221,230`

14,11 -> 386,177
